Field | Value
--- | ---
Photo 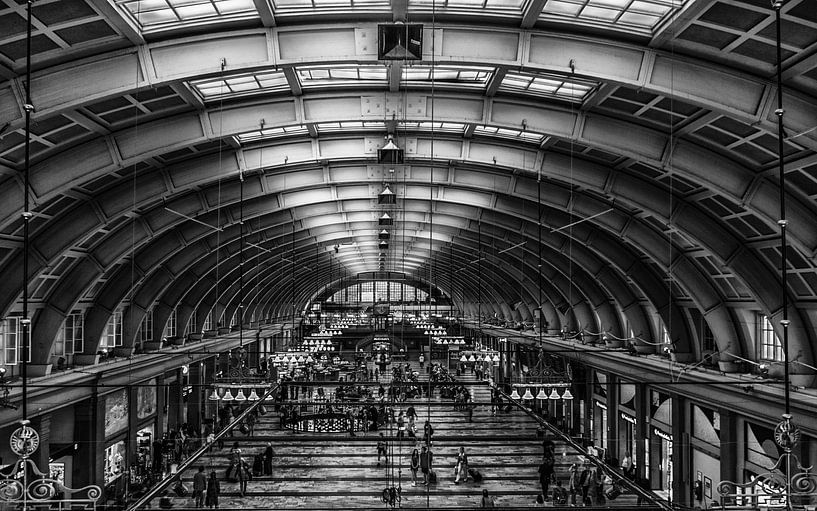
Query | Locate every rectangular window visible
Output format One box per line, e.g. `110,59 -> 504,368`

64,311 -> 84,355
140,310 -> 153,342
164,309 -> 177,338
102,310 -> 123,348
185,310 -> 197,336
758,314 -> 783,361
700,318 -> 715,352
203,311 -> 212,332
1,317 -> 19,365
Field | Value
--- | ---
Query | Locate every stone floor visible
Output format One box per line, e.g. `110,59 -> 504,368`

161,356 -> 658,510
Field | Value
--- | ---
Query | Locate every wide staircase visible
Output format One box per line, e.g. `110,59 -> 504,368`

160,354 -> 658,510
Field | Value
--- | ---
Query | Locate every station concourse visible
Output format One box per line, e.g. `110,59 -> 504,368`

0,0 -> 816,508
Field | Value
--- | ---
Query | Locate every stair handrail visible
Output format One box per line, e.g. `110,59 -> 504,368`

126,384 -> 278,511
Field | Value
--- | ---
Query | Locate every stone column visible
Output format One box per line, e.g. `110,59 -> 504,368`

718,409 -> 738,491
31,413 -> 52,474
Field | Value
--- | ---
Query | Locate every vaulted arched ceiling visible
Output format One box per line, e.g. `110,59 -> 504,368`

0,0 -> 816,372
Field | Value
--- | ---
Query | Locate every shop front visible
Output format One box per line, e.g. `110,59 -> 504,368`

649,390 -> 674,499
103,388 -> 130,506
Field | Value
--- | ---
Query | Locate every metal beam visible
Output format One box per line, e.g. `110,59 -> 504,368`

252,0 -> 277,26
520,0 -> 547,28
84,0 -> 145,45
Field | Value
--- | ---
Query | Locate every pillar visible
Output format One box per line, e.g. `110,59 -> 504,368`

167,370 -> 183,431
607,374 -> 619,463
718,409 -> 738,492
73,395 -> 104,489
634,383 -> 649,482
672,394 -> 688,506
187,363 -> 204,431
31,413 -> 52,474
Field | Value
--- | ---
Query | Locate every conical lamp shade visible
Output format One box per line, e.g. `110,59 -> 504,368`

562,389 -> 574,400
248,389 -> 260,401
522,387 -> 534,400
222,389 -> 234,401
460,354 -> 467,362
536,387 -> 548,400
468,355 -> 476,362
208,389 -> 221,401
235,389 -> 247,401
510,387 -> 521,400
492,354 -> 501,363
548,388 -> 560,400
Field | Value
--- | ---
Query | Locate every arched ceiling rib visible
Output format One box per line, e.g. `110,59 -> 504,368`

2,0 -> 817,371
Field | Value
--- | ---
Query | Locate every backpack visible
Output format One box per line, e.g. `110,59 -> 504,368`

468,468 -> 483,482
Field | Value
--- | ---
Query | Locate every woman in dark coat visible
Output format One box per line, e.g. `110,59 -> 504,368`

205,471 -> 220,509
263,442 -> 274,476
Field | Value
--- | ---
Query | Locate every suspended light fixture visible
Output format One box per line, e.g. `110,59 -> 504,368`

222,389 -> 234,401
306,355 -> 314,364
379,229 -> 390,240
510,386 -> 521,400
379,212 -> 393,226
235,389 -> 247,401
536,387 -> 548,400
548,388 -> 561,400
377,134 -> 404,164
522,387 -> 534,400
492,353 -> 501,363
248,389 -> 260,401
468,354 -> 476,363
379,240 -> 389,250
208,389 -> 221,401
562,389 -> 574,400
460,354 -> 468,362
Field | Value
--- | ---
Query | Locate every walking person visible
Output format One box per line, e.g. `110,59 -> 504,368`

568,462 -> 581,505
192,466 -> 207,508
410,445 -> 420,486
263,442 -> 274,476
419,353 -> 425,370
481,489 -> 496,508
226,442 -> 241,480
376,433 -> 387,466
205,471 -> 220,509
423,420 -> 434,445
420,445 -> 433,485
236,456 -> 250,497
538,449 -> 556,500
621,451 -> 634,479
454,446 -> 469,484
397,411 -> 405,438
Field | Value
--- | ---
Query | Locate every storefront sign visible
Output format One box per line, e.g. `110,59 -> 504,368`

104,389 -> 128,438
182,385 -> 193,398
653,427 -> 673,441
620,412 -> 637,424
137,379 -> 156,420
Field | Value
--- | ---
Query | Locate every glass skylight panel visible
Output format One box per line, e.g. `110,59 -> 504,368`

190,71 -> 290,101
499,72 -> 597,102
316,121 -> 386,132
408,0 -> 524,14
474,126 -> 545,144
539,0 -> 684,34
402,66 -> 494,89
297,65 -> 388,88
236,125 -> 308,143
272,0 -> 389,14
118,0 -> 258,31
398,121 -> 466,134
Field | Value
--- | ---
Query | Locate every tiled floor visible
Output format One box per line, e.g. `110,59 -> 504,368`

162,356 -> 653,509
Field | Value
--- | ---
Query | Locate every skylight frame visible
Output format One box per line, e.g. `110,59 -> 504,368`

407,0 -> 525,16
401,65 -> 496,90
315,121 -> 387,133
116,0 -> 259,33
539,0 -> 686,35
499,71 -> 598,103
296,64 -> 389,89
398,121 -> 467,134
271,0 -> 390,16
189,71 -> 291,101
236,125 -> 309,143
473,125 -> 546,144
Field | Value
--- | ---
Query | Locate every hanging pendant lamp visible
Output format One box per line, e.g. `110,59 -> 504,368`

235,389 -> 247,401
510,386 -> 521,400
548,388 -> 561,400
222,389 -> 234,401
208,389 -> 221,401
522,387 -> 534,400
562,389 -> 574,400
248,389 -> 260,401
536,387 -> 548,400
